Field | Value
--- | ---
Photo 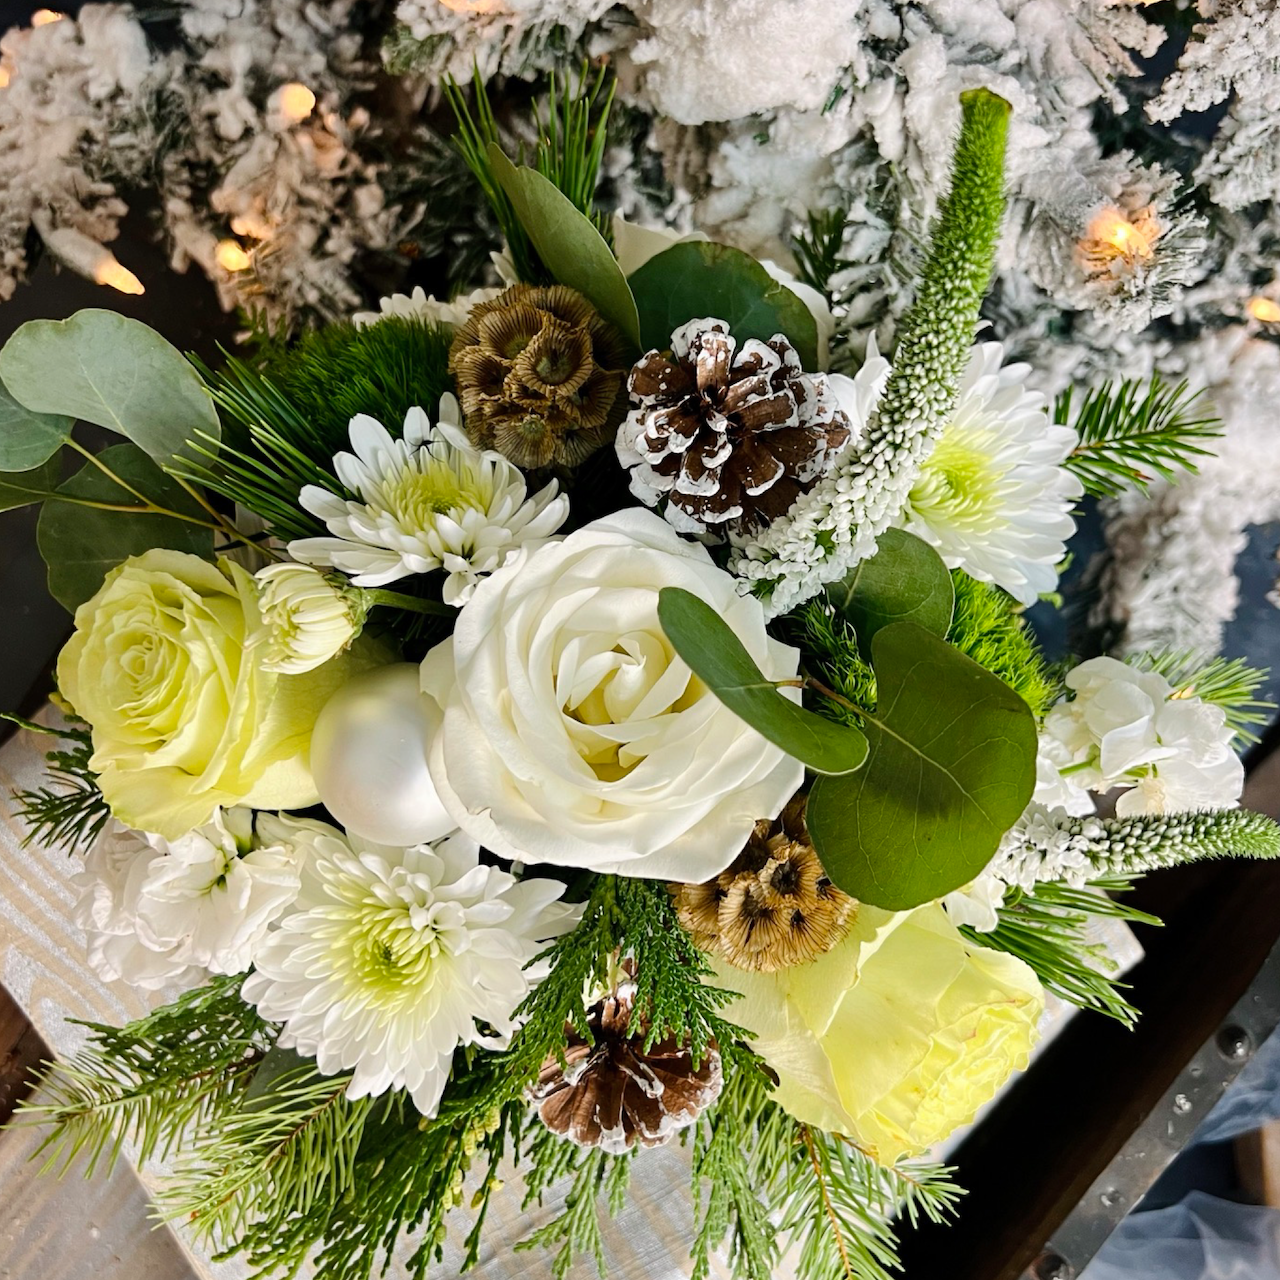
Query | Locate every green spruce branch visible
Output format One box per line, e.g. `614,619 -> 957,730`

1056,375 -> 1222,499
24,976 -> 272,1176
0,714 -> 109,852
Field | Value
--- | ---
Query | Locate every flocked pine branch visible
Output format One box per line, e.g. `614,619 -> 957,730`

997,805 -> 1280,889
1056,375 -> 1221,499
1127,650 -> 1273,744
731,88 -> 1011,616
793,206 -> 853,298
0,714 -> 109,852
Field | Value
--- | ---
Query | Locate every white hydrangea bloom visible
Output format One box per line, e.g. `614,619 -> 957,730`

255,562 -> 361,674
288,397 -> 569,605
351,284 -> 501,330
900,341 -> 1080,605
1039,656 -> 1243,817
73,809 -> 301,989
241,821 -> 579,1117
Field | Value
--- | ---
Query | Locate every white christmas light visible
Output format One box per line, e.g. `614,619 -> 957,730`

215,238 -> 252,272
31,9 -> 64,25
277,82 -> 316,123
1247,295 -> 1280,324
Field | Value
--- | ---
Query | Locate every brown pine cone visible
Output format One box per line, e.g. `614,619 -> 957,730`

615,318 -> 852,535
531,986 -> 722,1154
671,793 -> 856,972
448,283 -> 628,470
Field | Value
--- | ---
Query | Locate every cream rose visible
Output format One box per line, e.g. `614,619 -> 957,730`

714,903 -> 1044,1164
57,549 -> 375,840
419,509 -> 804,879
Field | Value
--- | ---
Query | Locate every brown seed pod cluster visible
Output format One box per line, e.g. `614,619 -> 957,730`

448,283 -> 628,470
671,794 -> 855,972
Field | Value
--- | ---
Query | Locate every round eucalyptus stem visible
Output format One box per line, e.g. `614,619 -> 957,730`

62,440 -> 217,531
359,588 -> 455,618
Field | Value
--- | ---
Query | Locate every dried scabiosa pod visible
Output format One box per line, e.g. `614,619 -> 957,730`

671,793 -> 856,972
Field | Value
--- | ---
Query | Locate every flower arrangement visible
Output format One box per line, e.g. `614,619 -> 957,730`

2,77 -> 1278,1280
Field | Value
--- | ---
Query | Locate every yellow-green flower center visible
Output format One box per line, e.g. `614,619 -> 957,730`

911,428 -> 1001,528
381,461 -> 486,525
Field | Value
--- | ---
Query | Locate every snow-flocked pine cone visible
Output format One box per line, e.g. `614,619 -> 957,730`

530,986 -> 722,1155
671,793 -> 856,972
448,283 -> 628,470
615,318 -> 852,536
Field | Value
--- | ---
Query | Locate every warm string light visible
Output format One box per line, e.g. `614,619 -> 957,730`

438,0 -> 504,11
94,257 -> 145,295
277,82 -> 316,123
31,8 -> 64,24
215,238 -> 252,272
1086,207 -> 1158,262
1248,296 -> 1280,325
0,67 -> 10,89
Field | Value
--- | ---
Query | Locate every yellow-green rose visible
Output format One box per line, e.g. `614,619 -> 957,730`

57,549 -> 375,840
713,902 -> 1043,1164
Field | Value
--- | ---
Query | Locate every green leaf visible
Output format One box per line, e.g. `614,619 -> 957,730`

0,455 -> 61,512
37,443 -> 213,611
658,586 -> 867,776
807,621 -> 1037,910
827,528 -> 955,653
487,144 -> 641,347
628,241 -> 820,368
0,377 -> 71,472
0,310 -> 220,466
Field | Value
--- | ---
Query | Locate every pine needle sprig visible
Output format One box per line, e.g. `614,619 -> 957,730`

159,1052 -> 377,1246
23,975 -> 272,1177
1057,376 -> 1222,498
1,714 -> 109,852
1127,650 -> 1273,743
965,878 -> 1158,1026
533,63 -> 617,243
793,207 -> 851,298
444,68 -> 543,283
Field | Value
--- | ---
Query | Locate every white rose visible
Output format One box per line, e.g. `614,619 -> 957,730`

420,509 -> 804,879
612,214 -> 836,369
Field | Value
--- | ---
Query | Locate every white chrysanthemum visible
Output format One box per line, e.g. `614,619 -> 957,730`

256,562 -> 362,674
73,809 -> 301,989
241,822 -> 580,1116
288,397 -> 570,605
351,285 -> 501,330
900,342 -> 1081,606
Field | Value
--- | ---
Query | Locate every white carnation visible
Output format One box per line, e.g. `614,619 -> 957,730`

420,509 -> 805,880
73,809 -> 301,989
288,398 -> 569,605
241,821 -> 578,1117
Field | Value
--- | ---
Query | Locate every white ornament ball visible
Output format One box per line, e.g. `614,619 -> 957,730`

310,664 -> 457,847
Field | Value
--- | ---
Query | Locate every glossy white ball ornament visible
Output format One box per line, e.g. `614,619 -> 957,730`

310,664 -> 457,847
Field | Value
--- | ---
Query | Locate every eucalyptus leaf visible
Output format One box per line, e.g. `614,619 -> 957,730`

0,309 -> 220,466
807,620 -> 1037,910
487,144 -> 641,348
828,528 -> 955,653
628,241 -> 819,368
0,377 -> 71,472
0,455 -> 62,513
37,443 -> 213,612
658,586 -> 867,776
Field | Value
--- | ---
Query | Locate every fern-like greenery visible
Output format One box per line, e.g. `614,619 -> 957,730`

1127,650 -> 1273,744
964,878 -> 1159,1027
0,713 -> 109,851
1056,375 -> 1222,498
